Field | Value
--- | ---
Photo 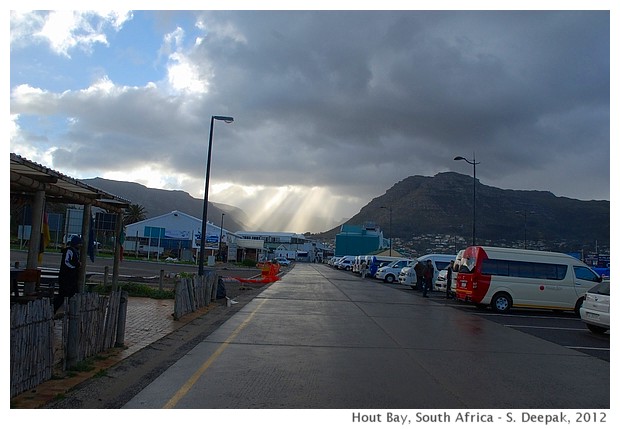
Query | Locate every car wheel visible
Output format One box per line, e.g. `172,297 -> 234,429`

574,297 -> 585,316
586,323 -> 608,334
491,292 -> 512,313
385,274 -> 395,283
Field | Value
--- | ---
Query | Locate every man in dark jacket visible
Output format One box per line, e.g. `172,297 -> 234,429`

54,235 -> 82,313
422,260 -> 434,297
446,260 -> 454,299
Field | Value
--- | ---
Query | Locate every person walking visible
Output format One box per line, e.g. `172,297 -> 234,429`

54,235 -> 82,314
446,260 -> 454,299
360,260 -> 368,278
422,260 -> 434,297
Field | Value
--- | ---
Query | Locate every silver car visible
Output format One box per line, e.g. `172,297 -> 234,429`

580,281 -> 610,334
435,269 -> 448,292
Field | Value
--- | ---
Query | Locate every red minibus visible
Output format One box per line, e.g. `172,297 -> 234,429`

455,246 -> 602,313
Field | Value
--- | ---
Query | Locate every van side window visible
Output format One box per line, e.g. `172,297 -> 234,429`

481,259 -> 567,280
481,259 -> 509,276
534,263 -> 567,280
574,266 -> 599,282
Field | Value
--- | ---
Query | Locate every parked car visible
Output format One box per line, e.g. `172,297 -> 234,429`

398,254 -> 455,289
434,269 -> 449,292
274,257 -> 291,266
375,259 -> 415,283
580,281 -> 610,334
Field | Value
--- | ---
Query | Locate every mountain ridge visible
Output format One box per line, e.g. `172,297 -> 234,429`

313,172 -> 609,251
83,174 -> 610,252
82,178 -> 248,233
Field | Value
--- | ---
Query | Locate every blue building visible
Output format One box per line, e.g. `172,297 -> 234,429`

335,222 -> 388,257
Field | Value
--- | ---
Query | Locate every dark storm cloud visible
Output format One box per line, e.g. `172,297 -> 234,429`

11,9 -> 610,221
188,10 -> 608,198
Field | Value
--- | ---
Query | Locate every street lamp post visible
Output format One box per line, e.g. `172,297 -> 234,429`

454,154 -> 480,246
218,212 -> 225,261
516,210 -> 535,249
380,206 -> 393,256
199,115 -> 234,276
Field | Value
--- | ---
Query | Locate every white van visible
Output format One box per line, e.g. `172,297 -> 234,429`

375,258 -> 416,283
455,246 -> 603,313
398,254 -> 456,289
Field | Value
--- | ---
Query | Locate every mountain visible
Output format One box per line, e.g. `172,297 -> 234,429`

314,172 -> 610,250
82,178 -> 248,232
84,174 -> 610,252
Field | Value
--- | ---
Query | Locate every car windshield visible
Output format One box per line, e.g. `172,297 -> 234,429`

459,256 -> 476,273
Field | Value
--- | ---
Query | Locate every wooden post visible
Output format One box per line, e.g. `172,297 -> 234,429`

113,212 -> 123,291
104,266 -> 109,289
78,204 -> 91,293
25,191 -> 45,294
115,291 -> 128,347
66,297 -> 79,368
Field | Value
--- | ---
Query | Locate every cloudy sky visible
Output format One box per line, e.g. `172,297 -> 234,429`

8,5 -> 613,233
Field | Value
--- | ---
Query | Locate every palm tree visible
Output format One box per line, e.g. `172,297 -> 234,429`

124,204 -> 147,225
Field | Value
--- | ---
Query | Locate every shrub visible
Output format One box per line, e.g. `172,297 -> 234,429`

89,282 -> 175,299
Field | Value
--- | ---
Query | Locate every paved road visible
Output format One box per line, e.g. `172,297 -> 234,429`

123,263 -> 609,409
376,275 -> 611,362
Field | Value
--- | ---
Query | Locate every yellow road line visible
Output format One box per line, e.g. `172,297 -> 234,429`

163,299 -> 267,408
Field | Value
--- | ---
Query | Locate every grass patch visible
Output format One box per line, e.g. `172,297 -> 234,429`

93,369 -> 107,378
68,360 -> 95,373
89,281 -> 175,299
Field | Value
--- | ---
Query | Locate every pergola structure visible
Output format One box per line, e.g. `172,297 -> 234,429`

10,153 -> 131,290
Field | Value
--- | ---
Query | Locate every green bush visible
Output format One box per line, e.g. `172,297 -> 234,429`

239,259 -> 258,267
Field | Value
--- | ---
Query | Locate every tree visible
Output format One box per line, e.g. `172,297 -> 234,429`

124,204 -> 147,225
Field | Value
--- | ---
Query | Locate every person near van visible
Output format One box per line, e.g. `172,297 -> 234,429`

446,260 -> 454,299
414,261 -> 424,290
422,260 -> 434,297
54,235 -> 82,314
360,260 -> 368,278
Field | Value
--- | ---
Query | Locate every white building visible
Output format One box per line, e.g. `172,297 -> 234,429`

125,210 -> 240,262
236,231 -> 329,262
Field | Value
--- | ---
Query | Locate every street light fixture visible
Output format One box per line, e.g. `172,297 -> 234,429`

199,115 -> 234,276
454,154 -> 480,246
380,206 -> 393,256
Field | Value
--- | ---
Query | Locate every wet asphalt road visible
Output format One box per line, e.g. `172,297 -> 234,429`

123,263 -> 609,409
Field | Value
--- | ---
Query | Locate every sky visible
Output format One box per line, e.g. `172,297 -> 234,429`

8,3 -> 615,234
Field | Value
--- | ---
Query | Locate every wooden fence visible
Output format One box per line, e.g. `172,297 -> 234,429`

10,291 -> 128,398
173,272 -> 218,320
65,291 -> 127,367
10,299 -> 54,398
